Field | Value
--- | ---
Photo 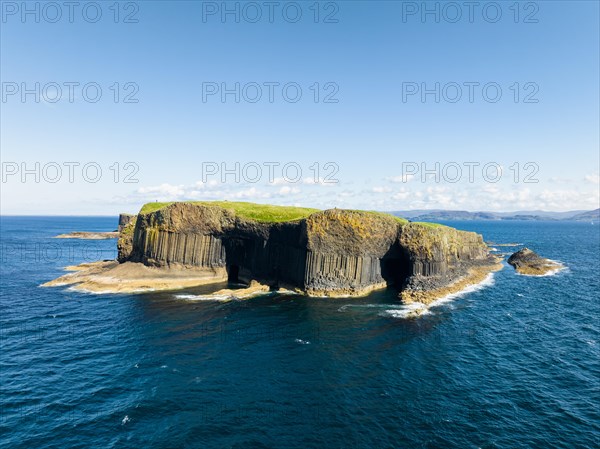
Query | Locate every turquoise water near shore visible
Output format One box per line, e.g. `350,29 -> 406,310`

1,217 -> 599,448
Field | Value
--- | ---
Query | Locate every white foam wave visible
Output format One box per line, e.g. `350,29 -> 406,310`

174,288 -> 282,301
66,286 -> 156,295
380,272 -> 497,319
429,272 -> 496,307
338,304 -> 393,312
379,303 -> 432,319
294,339 -> 311,345
275,289 -> 297,296
515,260 -> 568,277
66,286 -> 113,295
174,293 -> 234,302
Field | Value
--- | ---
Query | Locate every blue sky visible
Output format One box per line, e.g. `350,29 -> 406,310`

1,1 -> 598,215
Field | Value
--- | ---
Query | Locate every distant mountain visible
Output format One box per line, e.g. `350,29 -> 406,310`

397,210 -> 501,221
390,209 -> 599,222
569,209 -> 600,222
494,210 -> 590,219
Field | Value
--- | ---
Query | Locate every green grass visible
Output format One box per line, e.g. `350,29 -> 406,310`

139,201 -> 410,224
411,221 -> 447,228
140,202 -> 174,214
140,201 -> 320,223
365,211 -> 409,224
343,209 -> 409,224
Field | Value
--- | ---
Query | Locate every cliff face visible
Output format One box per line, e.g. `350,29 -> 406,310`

118,202 -> 495,298
399,223 -> 488,277
398,223 -> 498,303
117,213 -> 137,263
303,210 -> 405,295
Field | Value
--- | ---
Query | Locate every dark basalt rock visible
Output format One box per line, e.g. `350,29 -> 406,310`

118,213 -> 136,232
507,247 -> 562,276
117,213 -> 137,263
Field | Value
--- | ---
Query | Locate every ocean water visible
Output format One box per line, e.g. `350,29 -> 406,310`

1,217 -> 599,449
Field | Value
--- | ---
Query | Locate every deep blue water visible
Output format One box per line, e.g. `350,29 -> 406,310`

1,217 -> 599,449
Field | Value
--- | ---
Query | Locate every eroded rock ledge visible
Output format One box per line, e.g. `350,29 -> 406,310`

44,202 -> 501,303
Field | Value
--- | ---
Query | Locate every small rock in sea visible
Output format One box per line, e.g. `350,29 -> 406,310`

507,247 -> 563,276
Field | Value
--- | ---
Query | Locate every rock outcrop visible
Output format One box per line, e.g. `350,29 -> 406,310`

54,231 -> 119,239
46,202 -> 501,301
117,213 -> 137,263
507,247 -> 563,276
118,213 -> 136,232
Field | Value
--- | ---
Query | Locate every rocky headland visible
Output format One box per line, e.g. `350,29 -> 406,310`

507,247 -> 564,276
44,202 -> 502,303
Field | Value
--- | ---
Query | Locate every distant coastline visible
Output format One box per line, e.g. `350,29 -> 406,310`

391,208 -> 599,222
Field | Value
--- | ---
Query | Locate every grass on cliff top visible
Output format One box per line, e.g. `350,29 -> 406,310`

411,221 -> 447,228
139,201 -> 320,223
347,210 -> 409,224
139,201 -> 413,224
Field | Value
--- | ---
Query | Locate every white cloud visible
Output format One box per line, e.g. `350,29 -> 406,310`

193,180 -> 220,189
267,177 -> 337,187
302,177 -> 338,186
270,177 -> 289,185
277,186 -> 301,196
548,177 -> 572,183
136,183 -> 185,199
392,189 -> 410,201
388,174 -> 414,183
584,174 -> 600,184
230,187 -> 271,199
127,175 -> 600,213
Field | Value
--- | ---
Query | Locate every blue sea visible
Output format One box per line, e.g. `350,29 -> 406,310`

1,217 -> 599,449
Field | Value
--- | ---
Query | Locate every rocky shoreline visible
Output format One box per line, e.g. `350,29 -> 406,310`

44,202 -> 504,302
42,260 -> 227,294
401,257 -> 503,305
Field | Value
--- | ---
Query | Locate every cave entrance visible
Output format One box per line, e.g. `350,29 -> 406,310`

228,264 -> 240,283
380,244 -> 410,288
381,258 -> 408,286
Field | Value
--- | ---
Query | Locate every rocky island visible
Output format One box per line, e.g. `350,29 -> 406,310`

53,214 -> 136,239
43,201 -> 502,303
507,247 -> 564,276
